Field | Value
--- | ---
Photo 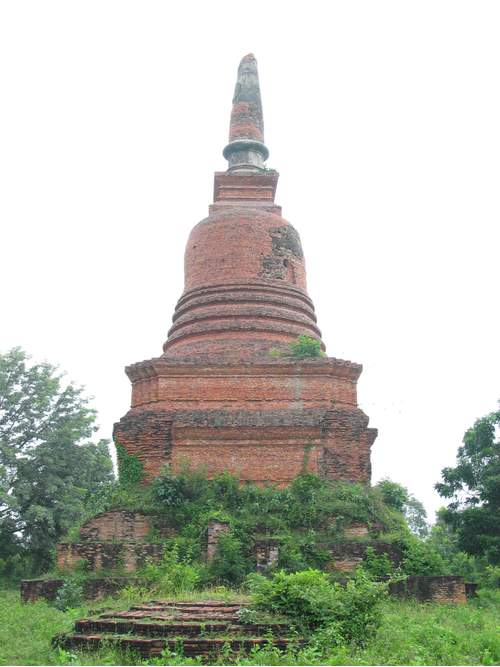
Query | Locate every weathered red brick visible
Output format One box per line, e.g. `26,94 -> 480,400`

113,54 -> 377,487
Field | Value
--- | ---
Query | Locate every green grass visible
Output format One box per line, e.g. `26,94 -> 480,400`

2,589 -> 500,665
341,598 -> 500,666
0,589 -> 74,666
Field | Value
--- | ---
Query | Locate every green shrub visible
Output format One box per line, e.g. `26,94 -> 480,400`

150,467 -> 406,542
142,543 -> 200,594
211,470 -> 242,511
153,463 -> 209,507
55,578 -> 83,611
205,532 -> 250,585
0,551 -> 26,586
337,570 -> 388,644
478,564 -> 500,590
363,546 -> 393,577
284,334 -> 324,358
248,568 -> 336,627
399,536 -> 447,576
448,550 -> 480,581
248,567 -> 387,646
290,472 -> 324,503
376,478 -> 408,514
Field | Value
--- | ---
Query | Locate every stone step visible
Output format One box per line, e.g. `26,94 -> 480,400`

102,600 -> 250,623
54,633 -> 308,660
145,600 -> 251,608
75,618 -> 291,637
129,602 -> 247,612
99,611 -> 243,623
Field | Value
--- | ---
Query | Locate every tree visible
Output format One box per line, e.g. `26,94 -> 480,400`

435,403 -> 500,564
0,347 -> 114,574
376,478 -> 429,538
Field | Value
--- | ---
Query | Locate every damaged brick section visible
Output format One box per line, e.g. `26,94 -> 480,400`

57,543 -> 165,574
79,510 -> 176,543
259,225 -> 304,281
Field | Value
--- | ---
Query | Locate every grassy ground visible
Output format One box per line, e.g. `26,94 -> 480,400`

1,588 -> 500,665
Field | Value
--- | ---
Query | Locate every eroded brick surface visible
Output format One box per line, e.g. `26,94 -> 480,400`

57,543 -> 164,574
206,519 -> 230,563
21,578 -> 139,603
80,511 -> 151,542
320,542 -> 404,573
386,576 -> 466,604
21,579 -> 63,603
253,539 -> 279,572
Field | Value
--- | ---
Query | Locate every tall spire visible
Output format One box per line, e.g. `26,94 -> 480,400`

223,54 -> 270,170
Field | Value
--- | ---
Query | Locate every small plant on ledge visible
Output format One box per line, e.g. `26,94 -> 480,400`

269,335 -> 324,359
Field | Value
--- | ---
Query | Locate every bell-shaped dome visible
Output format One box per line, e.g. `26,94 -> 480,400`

162,55 -> 324,362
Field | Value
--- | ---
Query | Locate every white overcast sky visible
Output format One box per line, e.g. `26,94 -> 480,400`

1,2 -> 499,521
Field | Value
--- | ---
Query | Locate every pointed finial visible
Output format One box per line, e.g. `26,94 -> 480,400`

223,54 -> 269,170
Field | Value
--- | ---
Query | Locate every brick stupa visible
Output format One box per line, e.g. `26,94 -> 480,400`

114,54 -> 377,485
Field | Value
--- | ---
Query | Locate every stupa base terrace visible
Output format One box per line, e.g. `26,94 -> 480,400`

113,356 -> 376,485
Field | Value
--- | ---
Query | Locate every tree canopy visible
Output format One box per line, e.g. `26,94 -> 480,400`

435,402 -> 500,564
0,347 -> 114,576
376,478 -> 429,539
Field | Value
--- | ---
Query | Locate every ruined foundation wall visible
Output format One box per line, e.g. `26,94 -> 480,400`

57,543 -> 165,574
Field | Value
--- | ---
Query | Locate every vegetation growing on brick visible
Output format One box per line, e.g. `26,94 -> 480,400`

116,445 -> 147,488
284,334 -> 324,357
101,467 -> 408,542
59,467 -> 412,586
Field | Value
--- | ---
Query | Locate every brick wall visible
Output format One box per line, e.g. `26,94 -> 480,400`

114,358 -> 376,486
21,578 -> 62,603
341,521 -> 385,538
57,543 -> 164,574
22,575 -> 467,605
80,511 -> 148,542
253,539 -> 279,572
125,358 -> 361,411
79,510 -> 176,543
387,576 -> 466,604
21,578 -> 140,603
206,520 -> 230,563
334,575 -> 466,604
319,542 -> 404,573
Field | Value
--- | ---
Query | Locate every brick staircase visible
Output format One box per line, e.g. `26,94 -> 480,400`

54,600 -> 308,661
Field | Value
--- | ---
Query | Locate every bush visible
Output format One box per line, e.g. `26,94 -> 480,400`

151,467 -> 406,543
478,564 -> 500,590
142,543 -> 200,594
153,464 -> 209,507
362,546 -> 393,577
248,567 -> 387,646
284,335 -> 324,358
399,537 -> 447,576
205,532 -> 249,585
55,578 -> 83,611
211,470 -> 242,511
